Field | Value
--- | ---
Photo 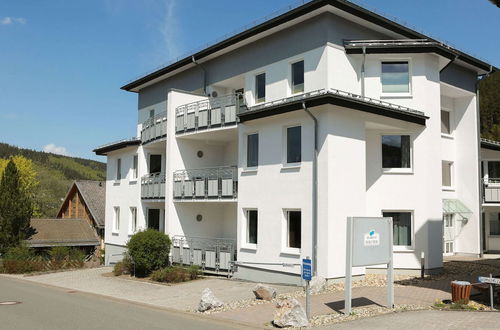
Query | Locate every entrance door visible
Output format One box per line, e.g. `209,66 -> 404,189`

147,209 -> 160,231
443,213 -> 455,255
149,154 -> 162,174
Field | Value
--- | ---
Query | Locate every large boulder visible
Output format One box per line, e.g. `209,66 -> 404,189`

273,298 -> 309,328
198,288 -> 224,312
253,283 -> 277,301
309,276 -> 326,294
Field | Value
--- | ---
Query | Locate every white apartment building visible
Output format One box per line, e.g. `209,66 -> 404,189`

94,0 -> 498,284
481,139 -> 500,253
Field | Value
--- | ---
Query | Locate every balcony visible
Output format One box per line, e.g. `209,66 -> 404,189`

483,179 -> 500,203
175,94 -> 246,135
171,235 -> 236,275
141,172 -> 166,200
141,111 -> 167,144
173,166 -> 237,201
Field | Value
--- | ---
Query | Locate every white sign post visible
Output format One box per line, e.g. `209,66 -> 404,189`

345,217 -> 394,315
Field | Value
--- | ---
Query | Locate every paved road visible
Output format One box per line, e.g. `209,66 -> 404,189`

0,276 -> 257,330
327,310 -> 500,329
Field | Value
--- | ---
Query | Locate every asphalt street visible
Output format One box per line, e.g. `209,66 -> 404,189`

0,276 -> 256,330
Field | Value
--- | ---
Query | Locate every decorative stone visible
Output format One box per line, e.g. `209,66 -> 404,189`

309,276 -> 326,294
198,288 -> 223,312
253,283 -> 277,301
273,298 -> 309,328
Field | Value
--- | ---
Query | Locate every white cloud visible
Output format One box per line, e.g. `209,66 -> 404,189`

1,17 -> 27,25
43,143 -> 69,156
160,0 -> 179,60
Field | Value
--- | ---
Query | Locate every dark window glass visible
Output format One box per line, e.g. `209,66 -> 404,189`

490,213 -> 500,235
442,161 -> 452,187
383,212 -> 412,246
247,134 -> 259,167
149,154 -> 162,173
382,135 -> 410,168
255,73 -> 266,103
288,211 -> 301,248
488,161 -> 500,179
287,126 -> 301,163
247,210 -> 258,244
292,61 -> 304,94
116,159 -> 122,180
382,62 -> 409,93
148,209 -> 160,231
441,110 -> 451,134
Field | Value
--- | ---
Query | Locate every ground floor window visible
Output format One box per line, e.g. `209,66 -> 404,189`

490,213 -> 500,235
113,207 -> 120,232
383,211 -> 412,246
147,209 -> 160,231
286,210 -> 301,249
246,210 -> 258,244
130,207 -> 137,234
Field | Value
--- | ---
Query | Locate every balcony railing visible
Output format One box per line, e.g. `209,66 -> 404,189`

171,235 -> 236,275
173,166 -> 237,200
175,93 -> 246,134
141,111 -> 167,144
483,178 -> 500,203
141,172 -> 166,199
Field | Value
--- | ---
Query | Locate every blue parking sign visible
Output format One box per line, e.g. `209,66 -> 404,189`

302,258 -> 312,281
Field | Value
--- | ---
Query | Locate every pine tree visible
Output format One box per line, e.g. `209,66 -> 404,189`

0,160 -> 34,253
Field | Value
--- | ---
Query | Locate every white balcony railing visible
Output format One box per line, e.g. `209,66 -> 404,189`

141,111 -> 167,144
175,94 -> 246,134
141,172 -> 166,199
173,166 -> 237,200
171,235 -> 236,275
483,178 -> 500,203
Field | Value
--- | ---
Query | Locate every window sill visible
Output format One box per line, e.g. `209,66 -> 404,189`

382,168 -> 413,174
242,167 -> 258,174
129,179 -> 138,184
281,248 -> 301,256
394,247 -> 414,253
282,163 -> 301,170
488,235 -> 500,238
380,93 -> 412,99
112,231 -> 119,236
241,244 -> 257,251
441,133 -> 454,140
442,186 -> 455,192
113,180 -> 121,185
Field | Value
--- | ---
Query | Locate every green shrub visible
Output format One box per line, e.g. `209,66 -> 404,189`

68,248 -> 86,262
150,266 -> 201,283
1,245 -> 44,273
49,246 -> 70,261
126,230 -> 171,277
113,261 -> 127,276
113,253 -> 133,276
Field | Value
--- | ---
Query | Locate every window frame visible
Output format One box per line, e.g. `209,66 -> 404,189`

282,209 -> 302,254
290,59 -> 305,95
131,155 -> 138,181
116,158 -> 122,181
489,212 -> 500,236
243,209 -> 258,248
380,59 -> 412,98
381,133 -> 413,174
440,108 -> 454,138
284,125 -> 302,167
129,207 -> 137,235
245,132 -> 259,170
254,72 -> 266,104
442,160 -> 454,191
382,210 -> 414,250
113,206 -> 120,234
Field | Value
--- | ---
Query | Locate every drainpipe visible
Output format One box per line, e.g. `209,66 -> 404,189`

302,101 -> 318,276
192,56 -> 207,95
476,66 -> 493,258
361,46 -> 366,97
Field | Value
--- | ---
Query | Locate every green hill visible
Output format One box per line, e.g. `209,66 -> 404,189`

0,143 -> 106,217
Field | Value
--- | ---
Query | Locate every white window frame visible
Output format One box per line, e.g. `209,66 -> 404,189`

282,124 -> 302,168
254,72 -> 266,104
129,207 -> 137,235
242,208 -> 258,249
289,58 -> 305,96
381,133 -> 413,174
244,131 -> 259,172
130,155 -> 138,181
382,210 -> 414,251
113,206 -> 120,234
281,209 -> 301,255
115,158 -> 122,182
440,107 -> 454,139
442,160 -> 454,191
380,59 -> 412,98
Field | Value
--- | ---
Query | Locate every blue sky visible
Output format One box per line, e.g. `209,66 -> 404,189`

0,0 -> 498,161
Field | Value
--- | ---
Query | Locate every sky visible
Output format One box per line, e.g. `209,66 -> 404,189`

0,0 -> 499,161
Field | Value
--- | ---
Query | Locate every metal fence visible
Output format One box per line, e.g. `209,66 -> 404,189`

141,112 -> 167,144
141,172 -> 166,199
483,178 -> 500,203
173,166 -> 237,200
171,235 -> 236,275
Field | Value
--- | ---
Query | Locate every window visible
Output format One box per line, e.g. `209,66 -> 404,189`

247,133 -> 259,168
291,60 -> 304,94
442,161 -> 453,187
255,73 -> 266,103
116,158 -> 122,180
488,161 -> 500,180
441,110 -> 451,135
381,61 -> 410,93
113,207 -> 120,232
149,109 -> 155,118
132,155 -> 138,180
382,135 -> 410,169
246,210 -> 258,244
149,154 -> 162,174
287,126 -> 301,164
130,207 -> 137,234
286,210 -> 301,249
147,208 -> 160,231
383,211 -> 412,246
490,213 -> 500,236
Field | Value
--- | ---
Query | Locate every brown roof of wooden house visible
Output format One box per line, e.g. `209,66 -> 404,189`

27,218 -> 100,248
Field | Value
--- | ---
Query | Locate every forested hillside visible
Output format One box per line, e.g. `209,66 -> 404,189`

480,72 -> 500,140
0,143 -> 106,217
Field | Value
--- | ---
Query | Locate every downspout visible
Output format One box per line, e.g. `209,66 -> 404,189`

361,46 -> 366,97
302,101 -> 318,276
192,56 -> 207,95
476,66 -> 493,258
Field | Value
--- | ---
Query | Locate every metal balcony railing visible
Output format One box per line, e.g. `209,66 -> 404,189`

483,178 -> 500,203
175,94 -> 246,134
141,111 -> 167,144
173,166 -> 237,200
141,172 -> 166,199
171,235 -> 236,275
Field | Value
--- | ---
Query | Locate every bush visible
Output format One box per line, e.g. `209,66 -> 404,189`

126,230 -> 171,277
68,248 -> 86,262
150,266 -> 200,283
49,246 -> 70,261
1,245 -> 44,274
113,253 -> 133,276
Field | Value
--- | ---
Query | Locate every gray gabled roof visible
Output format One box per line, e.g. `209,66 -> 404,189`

27,218 -> 100,247
74,181 -> 105,228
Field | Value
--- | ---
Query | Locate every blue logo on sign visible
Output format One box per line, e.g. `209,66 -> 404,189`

302,258 -> 312,281
369,230 -> 375,236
